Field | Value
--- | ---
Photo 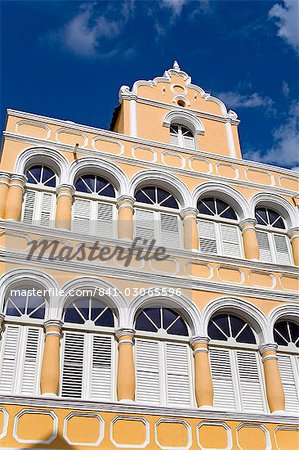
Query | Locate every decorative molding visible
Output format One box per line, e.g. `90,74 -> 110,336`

63,412 -> 104,446
0,406 -> 8,439
12,409 -> 58,444
274,425 -> 299,450
155,418 -> 192,450
236,423 -> 271,450
16,119 -> 51,139
110,416 -> 150,449
196,421 -> 232,450
163,109 -> 205,136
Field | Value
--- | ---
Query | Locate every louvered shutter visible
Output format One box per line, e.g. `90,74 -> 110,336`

23,190 -> 36,224
256,231 -> 272,262
160,213 -> 180,248
236,351 -> 265,412
166,343 -> 191,406
73,198 -> 92,234
95,202 -> 114,238
210,348 -> 235,409
90,335 -> 112,400
21,327 -> 42,395
183,135 -> 195,149
220,224 -> 241,258
0,325 -> 20,393
135,209 -> 155,243
198,219 -> 217,254
274,234 -> 291,265
135,339 -> 160,405
278,354 -> 299,413
40,192 -> 54,227
170,133 -> 179,146
61,332 -> 84,398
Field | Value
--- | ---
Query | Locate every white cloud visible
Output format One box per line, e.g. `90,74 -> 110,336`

216,91 -> 275,110
160,0 -> 189,15
282,81 -> 290,97
269,0 -> 299,53
244,101 -> 299,168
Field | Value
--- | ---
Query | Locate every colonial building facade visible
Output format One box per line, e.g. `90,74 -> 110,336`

0,62 -> 298,449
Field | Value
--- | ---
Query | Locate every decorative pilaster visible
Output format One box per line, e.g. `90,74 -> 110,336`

55,184 -> 75,230
115,328 -> 136,401
259,343 -> 285,413
288,227 -> 299,266
117,195 -> 135,241
4,174 -> 26,221
190,336 -> 213,407
239,218 -> 259,260
0,172 -> 11,219
40,320 -> 63,397
181,207 -> 199,251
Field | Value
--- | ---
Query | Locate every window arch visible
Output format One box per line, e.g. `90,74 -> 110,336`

73,174 -> 116,238
255,207 -> 292,264
274,320 -> 299,413
197,197 -> 243,258
134,186 -> 182,248
61,296 -> 115,401
0,287 -> 46,395
170,123 -> 195,149
208,313 -> 266,412
23,164 -> 57,227
134,307 -> 193,407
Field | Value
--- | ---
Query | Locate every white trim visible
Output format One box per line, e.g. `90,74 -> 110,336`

110,416 -> 150,448
251,192 -> 298,229
12,409 -> 58,444
155,418 -> 192,450
196,421 -> 232,450
236,423 -> 271,450
163,110 -> 205,136
0,406 -> 8,439
63,411 -> 104,446
274,425 -> 299,450
225,121 -> 237,158
130,99 -> 137,137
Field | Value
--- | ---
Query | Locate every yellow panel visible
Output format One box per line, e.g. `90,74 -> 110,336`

16,412 -> 54,441
275,428 -> 299,450
66,415 -> 101,444
189,157 -> 212,173
185,262 -> 212,279
93,138 -> 123,155
249,271 -> 274,288
218,267 -> 243,283
246,169 -> 272,185
112,418 -> 147,446
217,163 -> 238,179
162,152 -> 184,168
280,275 -> 299,291
57,130 -> 86,146
156,421 -> 189,448
198,424 -> 228,449
133,146 -> 156,162
17,122 -> 49,139
279,176 -> 299,191
237,425 -> 268,450
151,258 -> 178,274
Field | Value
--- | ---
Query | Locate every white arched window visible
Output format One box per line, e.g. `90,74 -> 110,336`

134,186 -> 182,248
255,207 -> 292,264
197,197 -> 243,258
170,124 -> 195,149
274,320 -> 299,413
134,307 -> 194,407
61,296 -> 116,400
23,164 -> 57,227
0,288 -> 46,395
208,313 -> 267,412
73,174 -> 116,238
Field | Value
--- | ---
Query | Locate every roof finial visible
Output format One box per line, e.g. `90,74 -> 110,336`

173,60 -> 180,71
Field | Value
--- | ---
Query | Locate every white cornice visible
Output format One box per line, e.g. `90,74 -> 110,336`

1,219 -> 299,275
0,395 -> 298,424
4,109 -> 299,179
3,132 -> 299,198
1,249 -> 298,303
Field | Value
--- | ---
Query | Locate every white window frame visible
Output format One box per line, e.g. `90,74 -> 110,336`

209,339 -> 268,413
197,214 -> 244,258
134,330 -> 195,408
22,184 -> 56,225
170,124 -> 195,149
60,322 -> 117,401
256,224 -> 293,265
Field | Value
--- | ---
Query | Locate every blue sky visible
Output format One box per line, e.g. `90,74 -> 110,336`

1,0 -> 298,169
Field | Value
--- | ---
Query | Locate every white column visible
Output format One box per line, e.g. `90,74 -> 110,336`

225,121 -> 236,158
130,98 -> 137,137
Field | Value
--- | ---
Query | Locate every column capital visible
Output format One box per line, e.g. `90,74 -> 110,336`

0,313 -> 5,330
115,328 -> 135,340
190,335 -> 210,347
259,343 -> 278,355
0,172 -> 11,185
239,217 -> 257,230
117,195 -> 135,209
288,227 -> 299,238
44,319 -> 63,331
10,174 -> 27,190
56,184 -> 75,196
180,207 -> 198,220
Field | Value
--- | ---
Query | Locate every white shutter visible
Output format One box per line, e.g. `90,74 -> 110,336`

95,202 -> 114,238
61,332 -> 84,398
91,335 -> 112,400
210,348 -> 235,410
160,213 -> 180,248
236,351 -> 265,412
23,190 -> 36,224
183,135 -> 195,149
198,219 -> 217,254
256,231 -> 272,262
135,209 -> 155,243
274,234 -> 291,265
220,224 -> 241,258
166,342 -> 191,406
135,339 -> 160,405
278,354 -> 299,413
73,198 -> 92,234
21,327 -> 42,395
0,325 -> 20,393
170,133 -> 179,146
40,192 -> 54,227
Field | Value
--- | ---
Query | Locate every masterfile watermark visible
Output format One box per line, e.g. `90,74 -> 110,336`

26,237 -> 169,267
